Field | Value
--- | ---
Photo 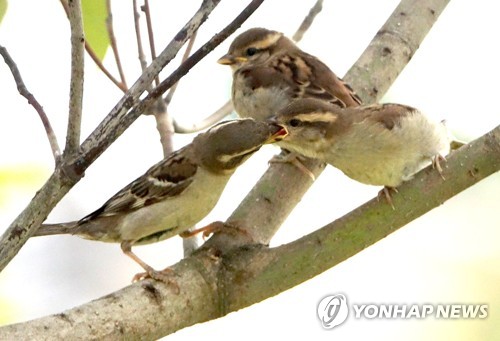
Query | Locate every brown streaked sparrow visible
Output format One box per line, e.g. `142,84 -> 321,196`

271,98 -> 450,205
35,119 -> 287,285
218,27 -> 362,122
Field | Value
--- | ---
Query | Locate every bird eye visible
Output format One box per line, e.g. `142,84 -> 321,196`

246,47 -> 258,56
289,119 -> 301,127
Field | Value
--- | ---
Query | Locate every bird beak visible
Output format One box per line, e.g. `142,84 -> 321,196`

266,123 -> 288,143
217,54 -> 248,65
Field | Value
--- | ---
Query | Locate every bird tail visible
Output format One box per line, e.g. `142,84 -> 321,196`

33,221 -> 79,237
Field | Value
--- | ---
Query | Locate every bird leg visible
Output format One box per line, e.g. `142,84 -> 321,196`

180,221 -> 251,240
120,241 -> 179,294
269,150 -> 316,181
179,221 -> 223,239
432,154 -> 447,180
377,186 -> 398,210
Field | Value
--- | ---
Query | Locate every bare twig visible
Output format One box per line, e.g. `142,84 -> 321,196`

173,99 -> 233,133
60,0 -> 127,93
292,0 -> 323,41
141,0 -> 159,87
173,0 -> 324,133
106,0 -> 128,89
86,41 -> 128,92
0,45 -> 62,163
165,31 -> 197,105
132,0 -> 148,72
154,32 -> 198,156
64,0 -> 85,157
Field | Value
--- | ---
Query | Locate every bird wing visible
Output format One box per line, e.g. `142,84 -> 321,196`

80,146 -> 197,223
274,52 -> 362,108
354,103 -> 417,130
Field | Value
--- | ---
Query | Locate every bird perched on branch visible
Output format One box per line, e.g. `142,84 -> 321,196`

271,98 -> 450,206
35,119 -> 287,286
218,28 -> 361,179
218,27 -> 361,121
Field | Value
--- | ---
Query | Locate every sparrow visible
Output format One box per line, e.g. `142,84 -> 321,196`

271,98 -> 450,205
35,119 -> 288,284
218,27 -> 362,122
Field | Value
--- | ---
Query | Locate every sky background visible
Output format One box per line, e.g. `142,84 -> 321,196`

0,0 -> 499,340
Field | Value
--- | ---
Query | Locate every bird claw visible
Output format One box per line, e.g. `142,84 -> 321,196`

269,151 -> 316,181
132,267 -> 180,294
432,154 -> 447,180
378,186 -> 398,210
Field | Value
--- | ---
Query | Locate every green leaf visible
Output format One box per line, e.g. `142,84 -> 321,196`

0,0 -> 7,25
82,0 -> 109,61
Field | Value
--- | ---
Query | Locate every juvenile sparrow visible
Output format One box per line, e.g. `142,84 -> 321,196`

35,119 -> 287,283
272,98 -> 450,204
218,27 -> 362,121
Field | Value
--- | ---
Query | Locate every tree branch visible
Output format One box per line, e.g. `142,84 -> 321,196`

292,0 -> 323,42
0,45 -> 61,163
64,0 -> 85,157
2,123 -> 497,339
132,0 -> 148,73
142,0 -> 159,87
60,0 -> 127,92
0,0 -> 223,273
106,0 -> 128,89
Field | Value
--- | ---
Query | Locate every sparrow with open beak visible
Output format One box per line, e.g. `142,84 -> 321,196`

271,98 -> 450,205
35,119 -> 287,285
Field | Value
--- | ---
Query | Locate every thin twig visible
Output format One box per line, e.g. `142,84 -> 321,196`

165,31 -> 197,105
60,0 -> 127,93
106,0 -> 128,89
172,0 -> 323,133
64,0 -> 85,157
0,45 -> 62,163
132,0 -> 148,72
142,0 -> 159,87
292,0 -> 323,41
173,100 -> 233,133
85,41 -> 127,92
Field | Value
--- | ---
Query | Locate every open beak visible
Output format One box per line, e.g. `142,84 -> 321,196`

217,54 -> 248,65
266,123 -> 288,143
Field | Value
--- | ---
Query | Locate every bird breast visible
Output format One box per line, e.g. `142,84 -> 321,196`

118,168 -> 232,243
232,74 -> 291,121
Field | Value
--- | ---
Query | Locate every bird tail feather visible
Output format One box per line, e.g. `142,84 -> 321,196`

33,222 -> 79,237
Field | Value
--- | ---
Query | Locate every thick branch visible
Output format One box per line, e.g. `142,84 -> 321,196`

2,123 -> 497,339
64,0 -> 85,157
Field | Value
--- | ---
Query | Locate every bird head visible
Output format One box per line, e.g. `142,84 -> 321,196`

218,28 -> 293,72
194,118 -> 287,173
